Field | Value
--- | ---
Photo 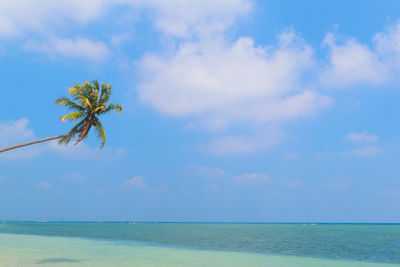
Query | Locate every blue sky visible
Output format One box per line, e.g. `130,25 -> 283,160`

1,0 -> 400,222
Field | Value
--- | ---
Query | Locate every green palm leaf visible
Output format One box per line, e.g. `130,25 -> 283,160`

55,97 -> 84,111
93,117 -> 106,149
58,119 -> 86,145
57,80 -> 122,149
59,111 -> 85,122
99,83 -> 112,105
98,103 -> 122,115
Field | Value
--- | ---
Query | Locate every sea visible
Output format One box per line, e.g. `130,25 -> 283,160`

0,222 -> 399,266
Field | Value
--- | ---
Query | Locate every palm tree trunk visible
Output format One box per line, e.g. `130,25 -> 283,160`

0,135 -> 66,153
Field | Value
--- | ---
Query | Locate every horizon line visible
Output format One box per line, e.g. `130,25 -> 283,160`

2,221 -> 400,224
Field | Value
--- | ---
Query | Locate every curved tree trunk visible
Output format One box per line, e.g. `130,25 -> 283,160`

0,135 -> 66,153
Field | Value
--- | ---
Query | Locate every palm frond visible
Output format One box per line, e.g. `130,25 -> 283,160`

69,83 -> 92,109
93,117 -> 106,149
68,83 -> 85,97
92,80 -> 100,90
75,94 -> 92,109
99,82 -> 111,106
98,103 -> 122,115
93,105 -> 107,114
55,97 -> 85,111
83,81 -> 98,108
75,121 -> 92,144
58,80 -> 122,148
58,134 -> 73,144
59,111 -> 85,122
58,119 -> 86,145
91,80 -> 100,107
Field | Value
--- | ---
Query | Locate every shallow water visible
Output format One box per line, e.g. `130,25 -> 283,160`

0,223 -> 399,266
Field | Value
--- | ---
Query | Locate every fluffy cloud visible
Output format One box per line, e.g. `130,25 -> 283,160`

0,0 -> 252,38
137,30 -> 332,154
127,0 -> 252,37
374,21 -> 400,69
344,132 -> 381,157
320,33 -> 388,87
346,132 -> 379,143
0,118 -> 42,159
124,176 -> 147,189
0,118 -> 34,145
138,31 -> 331,127
24,37 -> 111,62
0,0 -> 109,37
0,0 -> 253,64
235,172 -> 270,185
321,21 -> 400,88
0,0 -> 112,61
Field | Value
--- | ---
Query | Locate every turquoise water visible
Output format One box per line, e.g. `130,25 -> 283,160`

0,223 -> 399,266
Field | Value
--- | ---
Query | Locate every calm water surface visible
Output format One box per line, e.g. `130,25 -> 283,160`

0,222 -> 399,266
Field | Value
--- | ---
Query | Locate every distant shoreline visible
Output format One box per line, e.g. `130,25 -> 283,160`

1,221 -> 400,225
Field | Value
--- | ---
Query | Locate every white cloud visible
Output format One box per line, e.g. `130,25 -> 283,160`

320,33 -> 388,87
348,145 -> 382,157
203,127 -> 285,154
132,9 -> 331,155
0,176 -> 4,182
0,0 -> 253,65
0,0 -> 111,61
24,37 -> 111,62
124,176 -> 147,189
36,181 -> 52,190
0,15 -> 16,36
0,0 -> 109,37
321,21 -> 400,88
374,21 -> 400,69
0,0 -> 252,39
0,118 -> 43,160
138,31 -> 331,128
235,172 -> 270,185
346,132 -> 379,143
125,0 -> 252,37
0,118 -> 34,145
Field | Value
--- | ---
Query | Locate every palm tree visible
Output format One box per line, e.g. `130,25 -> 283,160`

0,80 -> 122,153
